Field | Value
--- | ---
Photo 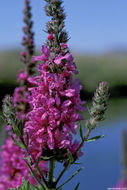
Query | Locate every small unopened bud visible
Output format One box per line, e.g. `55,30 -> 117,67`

48,33 -> 54,40
2,95 -> 15,124
87,81 -> 109,130
20,51 -> 27,57
59,31 -> 68,43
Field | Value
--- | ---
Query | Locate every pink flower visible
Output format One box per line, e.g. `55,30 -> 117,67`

32,45 -> 50,62
17,70 -> 28,81
63,89 -> 75,97
24,48 -> 85,160
54,53 -> 73,65
116,178 -> 127,188
20,51 -> 27,57
0,137 -> 47,189
48,33 -> 54,40
69,140 -> 83,157
0,137 -> 29,189
61,43 -> 68,49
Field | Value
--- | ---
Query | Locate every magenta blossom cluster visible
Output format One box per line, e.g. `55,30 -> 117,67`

116,178 -> 127,188
17,69 -> 28,82
24,45 -> 85,162
13,70 -> 30,120
0,71 -> 48,189
0,136 -> 47,189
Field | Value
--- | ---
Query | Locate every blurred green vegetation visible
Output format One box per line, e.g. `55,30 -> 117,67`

0,50 -> 127,95
75,53 -> 127,93
0,50 -> 24,84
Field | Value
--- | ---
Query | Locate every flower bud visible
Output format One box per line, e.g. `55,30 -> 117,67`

87,81 -> 109,129
2,95 -> 15,123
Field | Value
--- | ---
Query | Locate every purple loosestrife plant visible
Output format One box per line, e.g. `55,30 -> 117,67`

13,0 -> 35,120
0,1 -> 47,189
1,0 -> 109,190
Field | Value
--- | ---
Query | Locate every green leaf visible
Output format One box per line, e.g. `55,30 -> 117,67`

23,155 -> 31,163
21,178 -> 31,190
9,178 -> 41,190
67,149 -> 74,163
85,120 -> 93,130
73,162 -> 82,165
41,155 -> 54,161
79,123 -> 84,141
87,135 -> 104,142
57,167 -> 84,190
74,183 -> 80,190
12,121 -> 22,137
35,156 -> 42,168
31,186 -> 42,190
11,136 -> 26,149
23,160 -> 47,190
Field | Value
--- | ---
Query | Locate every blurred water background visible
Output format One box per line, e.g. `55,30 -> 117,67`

1,0 -> 127,189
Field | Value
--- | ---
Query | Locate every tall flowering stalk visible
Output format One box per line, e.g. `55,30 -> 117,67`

1,0 -> 109,189
14,0 -> 35,120
21,0 -> 35,75
0,1 -> 47,189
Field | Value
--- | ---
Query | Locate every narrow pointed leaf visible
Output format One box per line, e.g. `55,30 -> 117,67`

12,121 -> 22,137
67,149 -> 74,163
41,155 -> 54,161
24,160 -> 47,190
21,177 -> 31,190
11,136 -> 25,149
87,135 -> 104,142
57,167 -> 84,190
74,183 -> 80,190
73,162 -> 82,165
79,123 -> 84,141
23,155 -> 31,163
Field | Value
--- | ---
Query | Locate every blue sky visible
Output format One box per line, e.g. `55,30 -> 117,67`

0,0 -> 127,53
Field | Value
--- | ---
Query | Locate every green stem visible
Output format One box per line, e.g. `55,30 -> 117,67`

55,33 -> 60,47
76,129 -> 91,155
36,163 -> 48,187
55,161 -> 70,186
48,158 -> 55,189
24,160 -> 47,190
55,129 -> 91,188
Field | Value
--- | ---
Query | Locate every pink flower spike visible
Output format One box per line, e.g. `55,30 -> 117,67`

23,44 -> 85,161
